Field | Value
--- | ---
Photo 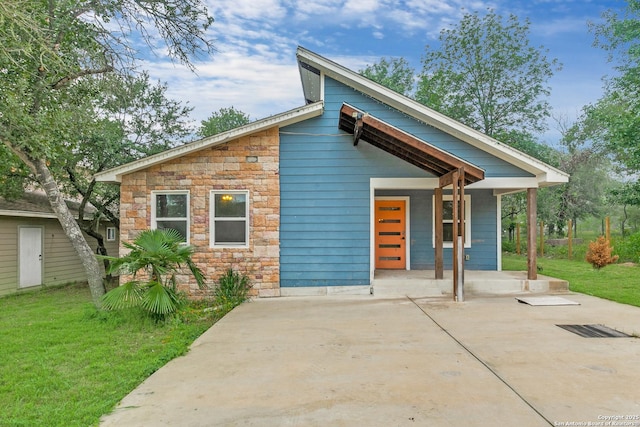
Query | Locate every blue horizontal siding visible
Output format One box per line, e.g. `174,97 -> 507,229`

279,78 -> 509,288
281,214 -> 369,225
280,239 -> 367,249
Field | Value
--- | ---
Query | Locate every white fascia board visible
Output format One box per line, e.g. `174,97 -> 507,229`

371,177 -> 540,191
0,210 -> 57,219
95,101 -> 324,183
537,170 -> 570,186
296,47 -> 569,185
371,177 -> 440,190
0,210 -> 96,220
468,177 -> 540,189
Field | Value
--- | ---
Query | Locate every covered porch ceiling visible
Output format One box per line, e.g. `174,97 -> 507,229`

338,104 -> 485,185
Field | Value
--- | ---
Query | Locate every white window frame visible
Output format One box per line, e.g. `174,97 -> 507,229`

106,227 -> 117,242
151,190 -> 190,244
432,194 -> 471,248
210,190 -> 249,248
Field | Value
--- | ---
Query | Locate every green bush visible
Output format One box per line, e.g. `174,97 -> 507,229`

613,232 -> 640,263
502,239 -> 517,253
214,269 -> 252,309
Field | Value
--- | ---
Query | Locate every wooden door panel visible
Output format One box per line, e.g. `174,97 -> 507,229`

375,200 -> 406,269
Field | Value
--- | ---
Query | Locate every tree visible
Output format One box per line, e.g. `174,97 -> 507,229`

101,229 -> 205,317
532,117 -> 611,237
608,182 -> 640,236
494,130 -> 564,239
0,149 -> 30,200
198,107 -> 251,138
0,0 -> 214,306
494,131 -> 550,240
415,10 -> 561,137
56,73 -> 193,265
359,57 -> 416,97
586,0 -> 640,179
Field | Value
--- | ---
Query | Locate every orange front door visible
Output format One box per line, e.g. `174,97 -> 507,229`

375,200 -> 406,269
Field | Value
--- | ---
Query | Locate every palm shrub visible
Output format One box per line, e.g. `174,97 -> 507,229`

214,268 -> 251,309
100,229 -> 206,317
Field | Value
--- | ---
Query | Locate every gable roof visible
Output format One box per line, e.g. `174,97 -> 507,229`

95,102 -> 324,183
296,46 -> 568,187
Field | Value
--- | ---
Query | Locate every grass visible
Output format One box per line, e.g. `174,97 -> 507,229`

0,283 -> 230,427
502,252 -> 640,307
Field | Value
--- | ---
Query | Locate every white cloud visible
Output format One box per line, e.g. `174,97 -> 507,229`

131,0 -> 610,146
143,46 -> 301,125
344,0 -> 381,15
531,17 -> 590,37
208,0 -> 288,22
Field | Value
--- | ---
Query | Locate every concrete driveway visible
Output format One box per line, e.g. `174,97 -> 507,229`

101,293 -> 640,426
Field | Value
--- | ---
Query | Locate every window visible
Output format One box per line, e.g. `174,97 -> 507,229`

106,227 -> 117,242
433,194 -> 471,248
210,191 -> 249,247
152,191 -> 189,243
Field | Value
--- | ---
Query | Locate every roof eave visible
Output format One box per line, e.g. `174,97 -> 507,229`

0,210 -> 58,219
95,101 -> 325,183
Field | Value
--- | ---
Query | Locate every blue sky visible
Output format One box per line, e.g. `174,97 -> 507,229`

143,0 -> 625,144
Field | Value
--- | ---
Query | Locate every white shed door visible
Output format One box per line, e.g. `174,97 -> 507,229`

19,227 -> 43,288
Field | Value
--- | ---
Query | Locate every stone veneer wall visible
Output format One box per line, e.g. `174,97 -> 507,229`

118,127 -> 280,297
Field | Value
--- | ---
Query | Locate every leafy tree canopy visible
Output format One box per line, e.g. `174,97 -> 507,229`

0,0 -> 214,306
570,0 -> 640,209
415,9 -> 561,137
198,107 -> 251,137
359,57 -> 415,97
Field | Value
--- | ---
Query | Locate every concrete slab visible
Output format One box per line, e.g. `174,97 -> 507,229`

101,294 -> 640,427
414,294 -> 640,425
515,295 -> 580,305
372,270 -> 569,297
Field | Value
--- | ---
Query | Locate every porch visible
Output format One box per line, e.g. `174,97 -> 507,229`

372,269 -> 569,298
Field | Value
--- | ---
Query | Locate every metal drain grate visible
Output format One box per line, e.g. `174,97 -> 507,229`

556,324 -> 631,338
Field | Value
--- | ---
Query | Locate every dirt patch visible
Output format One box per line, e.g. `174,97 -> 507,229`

620,262 -> 638,267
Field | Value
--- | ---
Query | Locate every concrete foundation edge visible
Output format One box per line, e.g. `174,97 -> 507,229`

280,286 -> 372,297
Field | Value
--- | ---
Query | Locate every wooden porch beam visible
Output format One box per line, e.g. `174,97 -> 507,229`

451,169 -> 465,301
439,167 -> 460,188
527,188 -> 537,280
457,170 -> 465,302
434,187 -> 443,279
339,104 -> 485,184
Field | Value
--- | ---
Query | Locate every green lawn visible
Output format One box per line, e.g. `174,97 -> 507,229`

0,283 -> 227,427
502,252 -> 640,307
2,257 -> 638,426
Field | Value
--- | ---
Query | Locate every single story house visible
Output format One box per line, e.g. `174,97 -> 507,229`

0,191 -> 119,296
95,47 -> 569,298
